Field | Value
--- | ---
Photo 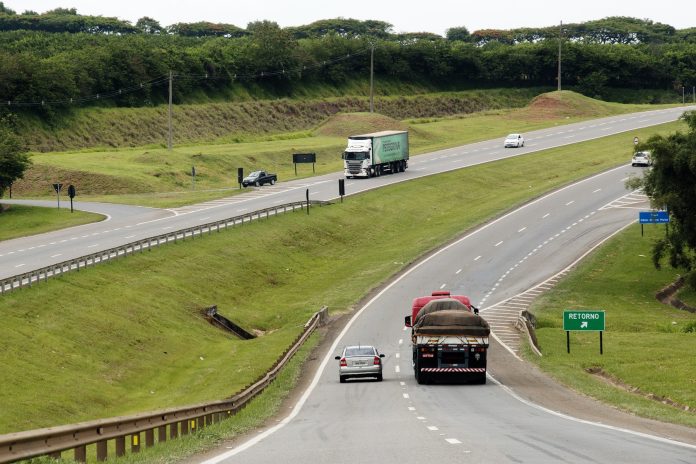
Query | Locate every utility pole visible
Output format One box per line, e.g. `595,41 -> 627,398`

557,21 -> 562,92
369,43 -> 375,113
168,71 -> 173,151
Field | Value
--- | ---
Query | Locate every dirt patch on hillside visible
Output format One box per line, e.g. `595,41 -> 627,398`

507,90 -> 611,122
314,112 -> 409,138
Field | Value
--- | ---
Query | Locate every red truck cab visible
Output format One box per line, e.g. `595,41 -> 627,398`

405,291 -> 475,327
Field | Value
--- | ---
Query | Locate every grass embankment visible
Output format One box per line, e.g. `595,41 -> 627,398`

526,224 -> 696,427
0,118 -> 686,435
14,91 -> 679,208
18,87 -> 546,153
0,205 -> 104,242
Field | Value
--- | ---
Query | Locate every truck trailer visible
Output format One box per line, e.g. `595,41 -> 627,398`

342,130 -> 409,178
404,291 -> 490,384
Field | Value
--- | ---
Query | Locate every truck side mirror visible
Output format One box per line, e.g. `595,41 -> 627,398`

334,356 -> 341,360
472,306 -> 479,315
404,315 -> 412,328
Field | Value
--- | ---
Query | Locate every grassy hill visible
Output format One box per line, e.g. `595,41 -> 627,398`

17,88 -> 547,153
12,91 -> 678,208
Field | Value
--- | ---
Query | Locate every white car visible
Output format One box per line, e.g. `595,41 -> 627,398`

504,133 -> 524,148
631,151 -> 652,167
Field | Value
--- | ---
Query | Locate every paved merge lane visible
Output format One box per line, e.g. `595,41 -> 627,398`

1,105 -> 694,279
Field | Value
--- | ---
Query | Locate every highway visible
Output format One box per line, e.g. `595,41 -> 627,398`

2,105 -> 696,462
195,164 -> 696,464
1,105 -> 694,280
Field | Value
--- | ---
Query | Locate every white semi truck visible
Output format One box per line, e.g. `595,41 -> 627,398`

342,130 -> 409,178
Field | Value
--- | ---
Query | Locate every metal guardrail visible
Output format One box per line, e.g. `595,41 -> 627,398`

0,306 -> 329,463
1,199 -> 330,295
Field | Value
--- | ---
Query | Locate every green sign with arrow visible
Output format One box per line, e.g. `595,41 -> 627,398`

563,310 -> 605,331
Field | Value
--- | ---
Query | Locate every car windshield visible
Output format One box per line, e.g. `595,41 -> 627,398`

506,134 -> 519,139
344,152 -> 368,161
345,347 -> 375,357
248,171 -> 261,176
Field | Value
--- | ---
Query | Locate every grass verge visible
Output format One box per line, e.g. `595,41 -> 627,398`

31,333 -> 321,464
0,204 -> 104,242
525,223 -> 696,427
0,119 -> 687,436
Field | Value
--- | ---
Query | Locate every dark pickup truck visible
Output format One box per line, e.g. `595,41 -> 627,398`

242,170 -> 277,187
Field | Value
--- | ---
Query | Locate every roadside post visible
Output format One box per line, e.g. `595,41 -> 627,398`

191,166 -> 196,190
563,310 -> 605,354
338,178 -> 345,203
52,183 -> 63,209
292,153 -> 316,176
639,210 -> 669,237
237,168 -> 243,189
67,184 -> 76,213
633,136 -> 639,146
306,188 -> 310,215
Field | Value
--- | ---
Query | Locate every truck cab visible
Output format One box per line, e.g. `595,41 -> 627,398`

343,138 -> 373,178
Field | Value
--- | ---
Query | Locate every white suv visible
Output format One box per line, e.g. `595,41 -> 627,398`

631,151 -> 652,167
504,133 -> 524,148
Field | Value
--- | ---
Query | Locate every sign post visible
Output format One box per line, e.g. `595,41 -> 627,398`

52,183 -> 63,209
563,310 -> 605,354
67,184 -> 76,213
237,168 -> 243,189
338,178 -> 345,203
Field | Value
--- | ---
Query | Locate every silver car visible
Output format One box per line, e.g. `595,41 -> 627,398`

631,150 -> 652,167
504,133 -> 525,148
335,345 -> 385,383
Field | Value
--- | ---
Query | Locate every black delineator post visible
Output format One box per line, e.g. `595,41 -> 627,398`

237,168 -> 243,189
566,331 -> 570,354
338,178 -> 345,203
600,331 -> 603,355
306,188 -> 310,215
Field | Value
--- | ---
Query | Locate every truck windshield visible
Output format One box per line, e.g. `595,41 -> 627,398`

344,152 -> 368,161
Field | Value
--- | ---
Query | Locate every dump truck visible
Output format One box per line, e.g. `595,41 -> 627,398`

342,130 -> 409,178
404,291 -> 490,384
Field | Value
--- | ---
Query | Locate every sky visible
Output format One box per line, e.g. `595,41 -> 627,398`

5,0 -> 695,35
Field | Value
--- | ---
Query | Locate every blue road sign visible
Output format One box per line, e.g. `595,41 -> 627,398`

639,211 -> 669,224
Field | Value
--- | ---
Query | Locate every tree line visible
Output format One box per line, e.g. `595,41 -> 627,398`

0,6 -> 695,112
